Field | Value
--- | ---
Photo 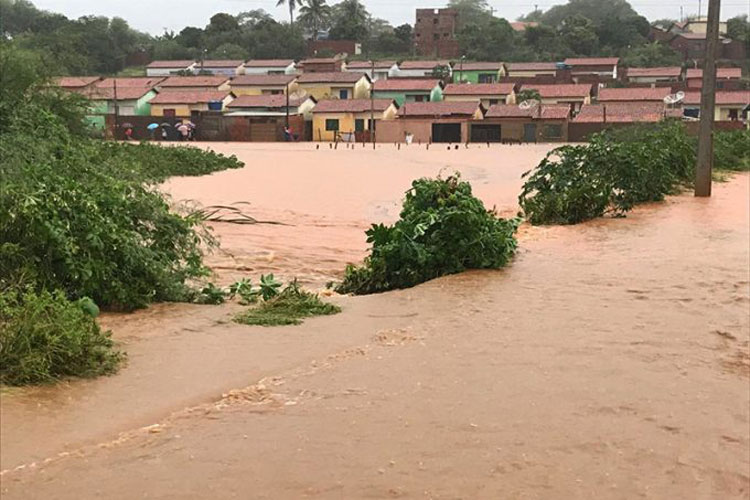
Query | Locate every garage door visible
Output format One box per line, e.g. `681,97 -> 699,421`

470,124 -> 501,143
431,123 -> 461,143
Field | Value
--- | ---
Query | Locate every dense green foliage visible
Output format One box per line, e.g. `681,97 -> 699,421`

234,281 -> 341,326
337,176 -> 519,295
714,130 -> 750,172
518,122 -> 748,225
0,45 -> 242,384
0,289 -> 123,385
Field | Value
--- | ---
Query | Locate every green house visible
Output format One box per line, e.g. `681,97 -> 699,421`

452,62 -> 506,84
372,79 -> 443,106
84,87 -> 157,131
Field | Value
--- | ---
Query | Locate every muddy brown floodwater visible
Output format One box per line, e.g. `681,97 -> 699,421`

1,143 -> 748,499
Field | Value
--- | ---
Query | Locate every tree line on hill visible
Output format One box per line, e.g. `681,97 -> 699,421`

1,0 -> 748,76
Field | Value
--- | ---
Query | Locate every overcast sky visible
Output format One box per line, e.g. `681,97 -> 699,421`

32,0 -> 750,35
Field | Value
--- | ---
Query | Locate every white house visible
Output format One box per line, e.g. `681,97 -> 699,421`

344,61 -> 398,81
243,59 -> 297,75
391,60 -> 453,79
196,60 -> 245,76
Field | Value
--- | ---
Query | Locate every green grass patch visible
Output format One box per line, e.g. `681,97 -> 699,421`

234,282 -> 341,326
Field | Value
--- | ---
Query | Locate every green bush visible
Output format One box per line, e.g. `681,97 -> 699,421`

0,289 -> 123,385
519,121 -> 696,225
714,130 -> 750,172
235,282 -> 341,326
336,175 -> 520,295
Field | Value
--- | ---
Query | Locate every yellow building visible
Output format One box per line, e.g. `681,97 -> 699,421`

311,99 -> 398,141
297,72 -> 372,101
229,74 -> 299,96
684,91 -> 750,121
443,83 -> 517,107
149,91 -> 234,118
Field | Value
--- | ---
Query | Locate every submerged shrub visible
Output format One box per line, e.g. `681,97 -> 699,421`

0,289 -> 123,385
336,175 -> 520,295
519,121 -> 696,225
235,281 -> 341,326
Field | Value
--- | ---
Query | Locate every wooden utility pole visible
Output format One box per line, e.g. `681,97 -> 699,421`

694,0 -> 721,197
370,60 -> 375,149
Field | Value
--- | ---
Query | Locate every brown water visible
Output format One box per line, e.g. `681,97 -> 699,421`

1,144 -> 748,499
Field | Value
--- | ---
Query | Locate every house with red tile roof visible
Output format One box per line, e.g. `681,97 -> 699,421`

624,67 -> 683,84
310,99 -> 398,141
225,94 -> 317,120
520,84 -> 593,110
94,77 -> 165,89
158,76 -> 231,92
510,22 -> 538,32
452,62 -> 506,83
377,101 -> 484,144
53,76 -> 102,90
146,60 -> 196,77
298,57 -> 343,73
573,103 -> 680,123
372,79 -> 443,105
443,83 -> 517,107
296,72 -> 372,100
597,87 -> 672,104
482,103 -> 571,142
243,59 -> 297,75
149,91 -> 234,117
686,67 -> 743,89
683,91 -> 750,121
563,57 -> 620,79
229,74 -> 299,96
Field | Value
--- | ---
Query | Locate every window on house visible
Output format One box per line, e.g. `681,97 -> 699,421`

325,119 -> 339,131
339,89 -> 348,99
543,124 -> 563,139
488,99 -> 498,106
728,109 -> 739,120
414,95 -> 425,102
478,73 -> 497,83
270,89 -> 282,95
355,119 -> 365,131
716,81 -> 724,89
163,109 -> 176,117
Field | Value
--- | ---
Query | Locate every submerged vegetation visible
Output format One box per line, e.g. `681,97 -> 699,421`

234,281 -> 341,326
337,175 -> 520,295
519,122 -> 747,226
0,45 -> 242,385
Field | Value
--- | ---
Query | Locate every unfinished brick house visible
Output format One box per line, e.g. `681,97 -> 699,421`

414,8 -> 460,58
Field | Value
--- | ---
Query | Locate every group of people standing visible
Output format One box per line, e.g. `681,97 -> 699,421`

120,121 -> 197,141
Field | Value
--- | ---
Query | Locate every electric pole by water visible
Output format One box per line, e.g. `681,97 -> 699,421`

370,60 -> 375,149
694,0 -> 721,197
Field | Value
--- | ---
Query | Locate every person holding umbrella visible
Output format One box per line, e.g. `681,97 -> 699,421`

147,122 -> 159,141
177,122 -> 189,141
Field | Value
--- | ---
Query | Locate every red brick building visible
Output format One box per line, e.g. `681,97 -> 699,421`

414,8 -> 460,58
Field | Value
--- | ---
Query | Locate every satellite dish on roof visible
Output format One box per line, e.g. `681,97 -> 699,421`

675,91 -> 685,102
663,95 -> 677,105
519,99 -> 539,110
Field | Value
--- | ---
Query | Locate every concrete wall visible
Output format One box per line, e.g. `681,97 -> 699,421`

376,119 -> 470,143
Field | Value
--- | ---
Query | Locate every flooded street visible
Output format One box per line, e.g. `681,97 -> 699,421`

1,144 -> 748,499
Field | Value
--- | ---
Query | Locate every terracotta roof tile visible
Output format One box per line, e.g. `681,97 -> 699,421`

227,94 -> 307,108
443,83 -> 515,95
95,77 -> 165,88
541,105 -> 572,119
574,103 -> 679,123
230,74 -> 297,86
398,101 -> 481,117
146,60 -> 195,68
150,91 -> 231,104
244,59 -> 295,68
485,104 -> 569,119
73,86 -> 155,100
311,99 -> 395,113
520,84 -> 593,98
683,91 -> 750,105
160,76 -> 229,87
626,67 -> 682,78
510,21 -> 538,31
456,62 -> 504,71
297,72 -> 368,84
686,67 -> 742,79
598,87 -> 671,102
374,79 -> 440,91
54,76 -> 100,88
